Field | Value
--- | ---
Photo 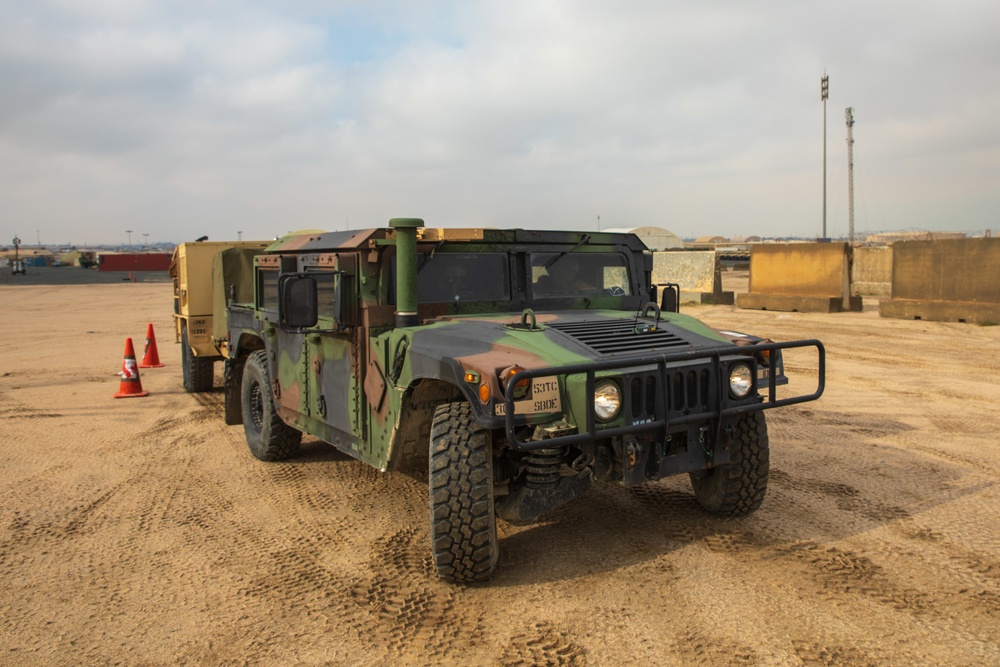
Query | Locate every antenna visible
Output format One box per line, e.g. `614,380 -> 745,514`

846,108 -> 855,244
821,74 -> 829,240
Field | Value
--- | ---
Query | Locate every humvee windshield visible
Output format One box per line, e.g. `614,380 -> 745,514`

530,253 -> 631,298
416,252 -> 510,302
405,249 -> 633,304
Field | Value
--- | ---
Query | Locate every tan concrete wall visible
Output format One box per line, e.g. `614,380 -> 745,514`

738,242 -> 861,312
852,245 -> 893,297
879,299 -> 1000,323
889,238 -> 1000,303
652,251 -> 718,293
747,242 -> 851,297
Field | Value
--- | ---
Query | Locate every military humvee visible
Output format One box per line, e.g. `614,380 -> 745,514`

174,219 -> 825,583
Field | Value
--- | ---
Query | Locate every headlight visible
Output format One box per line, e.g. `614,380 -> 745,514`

729,362 -> 753,398
594,380 -> 622,421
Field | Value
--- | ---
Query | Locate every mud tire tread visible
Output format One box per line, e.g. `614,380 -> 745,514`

429,402 -> 498,584
690,411 -> 769,517
241,350 -> 301,461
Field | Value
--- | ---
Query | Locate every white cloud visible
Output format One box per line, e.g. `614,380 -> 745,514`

1,0 -> 999,244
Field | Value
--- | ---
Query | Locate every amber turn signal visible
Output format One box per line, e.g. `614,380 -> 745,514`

500,364 -> 531,400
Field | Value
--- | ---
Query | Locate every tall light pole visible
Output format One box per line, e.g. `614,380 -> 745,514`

237,230 -> 243,241
143,233 -> 149,248
126,229 -> 133,248
846,107 -> 855,245
821,74 -> 829,240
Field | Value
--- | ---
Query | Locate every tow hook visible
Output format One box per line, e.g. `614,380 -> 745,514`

625,438 -> 640,467
699,426 -> 711,458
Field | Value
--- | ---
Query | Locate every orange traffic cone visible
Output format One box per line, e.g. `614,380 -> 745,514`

114,337 -> 149,398
139,323 -> 164,368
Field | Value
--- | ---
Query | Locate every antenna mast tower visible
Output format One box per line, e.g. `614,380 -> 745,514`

821,74 -> 829,239
846,107 -> 855,244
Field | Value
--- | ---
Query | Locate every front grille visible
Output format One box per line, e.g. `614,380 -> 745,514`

673,368 -> 710,411
629,367 -> 712,421
630,375 -> 657,419
548,319 -> 690,356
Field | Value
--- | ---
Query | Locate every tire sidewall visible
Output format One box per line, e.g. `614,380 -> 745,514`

241,351 -> 272,459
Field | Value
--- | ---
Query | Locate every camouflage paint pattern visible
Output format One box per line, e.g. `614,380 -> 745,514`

171,223 -> 825,559
216,226 -> 784,474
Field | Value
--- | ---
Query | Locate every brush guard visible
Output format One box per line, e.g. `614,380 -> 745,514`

502,339 -> 825,451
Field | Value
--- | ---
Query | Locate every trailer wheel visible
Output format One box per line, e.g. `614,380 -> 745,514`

181,325 -> 214,393
690,411 -> 769,516
241,350 -> 301,461
429,402 -> 498,583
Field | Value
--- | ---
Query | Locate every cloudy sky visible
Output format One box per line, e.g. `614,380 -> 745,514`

2,1 -> 998,246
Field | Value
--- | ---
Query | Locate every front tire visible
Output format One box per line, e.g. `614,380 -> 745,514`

429,402 -> 498,583
690,411 -> 769,516
241,350 -> 301,461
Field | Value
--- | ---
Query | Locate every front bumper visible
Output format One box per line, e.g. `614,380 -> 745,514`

502,339 -> 825,451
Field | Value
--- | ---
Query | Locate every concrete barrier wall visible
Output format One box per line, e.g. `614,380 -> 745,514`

738,242 -> 861,312
890,238 -> 999,302
880,238 -> 1000,323
652,250 -> 732,303
852,245 -> 892,297
748,243 -> 849,296
652,251 -> 716,292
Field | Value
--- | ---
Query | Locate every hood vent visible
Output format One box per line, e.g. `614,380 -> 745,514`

547,319 -> 691,356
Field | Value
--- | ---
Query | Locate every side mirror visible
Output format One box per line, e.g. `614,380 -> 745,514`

659,282 -> 680,313
279,274 -> 318,330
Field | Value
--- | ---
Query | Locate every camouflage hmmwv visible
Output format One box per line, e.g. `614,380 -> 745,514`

171,222 -> 824,583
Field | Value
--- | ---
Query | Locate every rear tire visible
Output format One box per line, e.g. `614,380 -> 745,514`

241,350 -> 301,461
181,325 -> 214,393
429,402 -> 498,583
690,411 -> 769,516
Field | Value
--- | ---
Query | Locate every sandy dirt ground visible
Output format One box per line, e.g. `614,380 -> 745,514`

2,278 -> 999,666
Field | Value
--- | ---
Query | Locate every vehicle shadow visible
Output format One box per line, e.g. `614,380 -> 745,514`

221,398 -> 997,588
489,479 -> 750,587
486,406 -> 997,586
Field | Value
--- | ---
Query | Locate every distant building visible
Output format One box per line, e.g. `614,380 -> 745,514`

865,231 -> 966,244
603,226 -> 684,250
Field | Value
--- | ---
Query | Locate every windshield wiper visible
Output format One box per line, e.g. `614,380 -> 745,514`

416,240 -> 447,274
543,234 -> 591,269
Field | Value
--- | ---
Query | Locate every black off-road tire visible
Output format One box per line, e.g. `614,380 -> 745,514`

690,411 -> 769,516
429,402 -> 498,584
241,350 -> 301,461
181,325 -> 215,393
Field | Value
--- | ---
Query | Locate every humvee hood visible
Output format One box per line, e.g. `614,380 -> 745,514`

403,310 -> 733,383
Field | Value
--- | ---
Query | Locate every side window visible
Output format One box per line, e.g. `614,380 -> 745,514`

259,269 -> 279,310
312,272 -> 338,320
